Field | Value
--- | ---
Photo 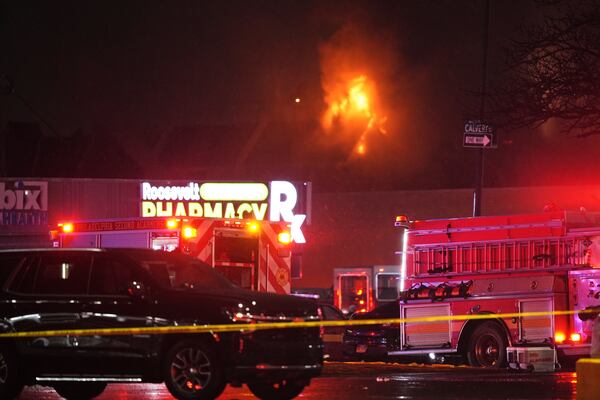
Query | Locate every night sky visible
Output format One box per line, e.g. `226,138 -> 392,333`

2,0 -> 600,192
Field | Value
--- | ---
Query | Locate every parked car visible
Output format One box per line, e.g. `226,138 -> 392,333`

0,248 -> 323,400
342,301 -> 400,361
318,303 -> 348,361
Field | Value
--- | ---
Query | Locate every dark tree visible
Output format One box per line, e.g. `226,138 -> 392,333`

493,0 -> 600,137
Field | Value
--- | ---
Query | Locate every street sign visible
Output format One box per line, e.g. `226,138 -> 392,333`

464,133 -> 494,147
463,120 -> 497,148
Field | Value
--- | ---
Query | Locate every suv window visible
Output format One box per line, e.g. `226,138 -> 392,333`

8,256 -> 38,294
89,255 -> 134,296
34,254 -> 92,295
0,253 -> 27,287
321,304 -> 345,320
129,252 -> 234,290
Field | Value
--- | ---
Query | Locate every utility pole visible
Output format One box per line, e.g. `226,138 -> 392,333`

0,74 -> 11,176
473,0 -> 490,217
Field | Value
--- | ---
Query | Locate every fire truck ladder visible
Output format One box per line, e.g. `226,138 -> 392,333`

411,235 -> 595,276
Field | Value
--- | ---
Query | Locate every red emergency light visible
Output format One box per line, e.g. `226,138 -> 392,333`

247,221 -> 260,233
570,332 -> 582,342
277,231 -> 292,245
182,226 -> 197,239
395,215 -> 410,227
59,223 -> 74,233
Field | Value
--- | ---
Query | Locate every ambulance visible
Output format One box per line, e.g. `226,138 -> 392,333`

52,180 -> 310,295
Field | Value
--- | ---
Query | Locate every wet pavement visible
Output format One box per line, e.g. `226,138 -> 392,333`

18,362 -> 578,399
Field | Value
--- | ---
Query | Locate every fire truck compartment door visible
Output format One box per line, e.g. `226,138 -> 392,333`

61,234 -> 98,248
402,304 -> 451,348
587,236 -> 600,268
151,235 -> 179,252
569,269 -> 600,340
519,299 -> 553,342
100,232 -> 149,248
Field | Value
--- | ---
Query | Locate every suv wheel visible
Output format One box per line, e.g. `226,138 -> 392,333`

247,379 -> 308,400
0,347 -> 23,399
53,382 -> 107,399
163,341 -> 226,400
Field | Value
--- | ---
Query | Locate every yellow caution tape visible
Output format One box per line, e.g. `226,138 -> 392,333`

578,358 -> 600,364
0,308 -> 596,338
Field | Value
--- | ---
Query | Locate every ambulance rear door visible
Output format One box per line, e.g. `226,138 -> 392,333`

374,265 -> 401,305
334,267 -> 372,314
212,227 -> 259,290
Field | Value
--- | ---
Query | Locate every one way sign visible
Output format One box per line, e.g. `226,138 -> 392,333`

463,133 -> 495,148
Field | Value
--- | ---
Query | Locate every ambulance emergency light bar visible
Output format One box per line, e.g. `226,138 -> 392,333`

56,217 -> 294,246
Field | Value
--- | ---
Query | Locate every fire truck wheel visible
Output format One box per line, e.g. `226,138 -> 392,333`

466,322 -> 508,368
162,340 -> 226,400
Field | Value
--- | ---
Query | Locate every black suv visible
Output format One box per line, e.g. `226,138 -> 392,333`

0,248 -> 323,399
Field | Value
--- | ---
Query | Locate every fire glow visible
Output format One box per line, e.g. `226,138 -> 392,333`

321,74 -> 387,155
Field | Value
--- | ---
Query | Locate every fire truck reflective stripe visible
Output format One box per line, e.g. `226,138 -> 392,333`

195,220 -> 215,249
259,253 -> 268,291
260,225 -> 291,294
521,318 -> 552,329
266,253 -> 287,294
260,221 -> 282,252
405,322 -> 449,334
1,308 -> 593,339
194,220 -> 215,264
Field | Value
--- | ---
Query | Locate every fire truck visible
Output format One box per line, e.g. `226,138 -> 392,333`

333,265 -> 400,314
52,217 -> 297,294
388,211 -> 600,369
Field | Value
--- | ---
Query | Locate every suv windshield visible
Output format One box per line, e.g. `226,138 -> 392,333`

132,252 -> 235,290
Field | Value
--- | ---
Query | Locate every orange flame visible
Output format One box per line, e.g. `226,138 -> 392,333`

322,74 -> 387,156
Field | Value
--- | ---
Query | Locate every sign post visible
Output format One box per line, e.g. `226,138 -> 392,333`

463,119 -> 496,217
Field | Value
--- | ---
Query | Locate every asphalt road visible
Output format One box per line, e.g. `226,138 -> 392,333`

18,362 -> 578,399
